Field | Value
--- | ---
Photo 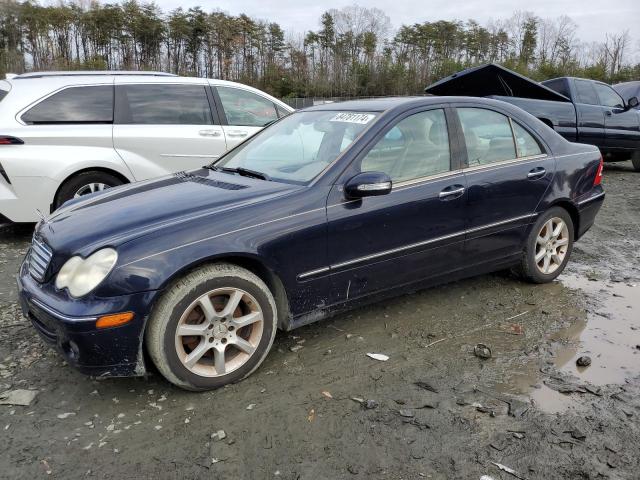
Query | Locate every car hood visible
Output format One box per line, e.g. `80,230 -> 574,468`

38,168 -> 301,255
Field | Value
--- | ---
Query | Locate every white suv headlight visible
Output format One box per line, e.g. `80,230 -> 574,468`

55,248 -> 118,298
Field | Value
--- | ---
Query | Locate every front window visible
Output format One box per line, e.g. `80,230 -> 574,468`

593,83 -> 625,109
358,109 -> 451,182
217,86 -> 279,127
215,110 -> 377,184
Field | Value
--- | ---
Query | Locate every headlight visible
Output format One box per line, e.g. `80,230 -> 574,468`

55,248 -> 118,298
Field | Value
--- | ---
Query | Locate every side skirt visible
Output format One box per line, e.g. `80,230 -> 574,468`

285,254 -> 522,331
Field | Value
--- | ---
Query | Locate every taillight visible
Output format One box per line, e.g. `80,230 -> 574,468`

0,136 -> 24,145
593,155 -> 603,186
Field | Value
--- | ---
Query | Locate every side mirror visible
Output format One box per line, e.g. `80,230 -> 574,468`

344,172 -> 392,199
627,96 -> 639,109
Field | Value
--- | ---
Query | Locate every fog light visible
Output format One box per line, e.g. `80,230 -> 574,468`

96,312 -> 134,329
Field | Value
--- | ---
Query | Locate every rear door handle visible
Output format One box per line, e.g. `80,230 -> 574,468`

439,185 -> 465,200
227,130 -> 248,138
527,167 -> 546,180
199,129 -> 221,137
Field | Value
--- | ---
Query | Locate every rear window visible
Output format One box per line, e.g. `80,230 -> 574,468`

22,85 -> 113,124
0,90 -> 7,102
574,80 -> 599,105
542,79 -> 569,98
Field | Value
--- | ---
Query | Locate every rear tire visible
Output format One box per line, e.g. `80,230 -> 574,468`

54,170 -> 124,209
146,263 -> 277,391
515,207 -> 574,284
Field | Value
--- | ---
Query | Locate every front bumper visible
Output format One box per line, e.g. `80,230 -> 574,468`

17,257 -> 158,377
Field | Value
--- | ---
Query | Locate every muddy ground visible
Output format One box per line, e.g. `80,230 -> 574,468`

1,161 -> 639,480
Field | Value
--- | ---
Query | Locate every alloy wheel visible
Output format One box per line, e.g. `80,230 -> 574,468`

535,217 -> 569,274
74,182 -> 110,197
174,288 -> 264,377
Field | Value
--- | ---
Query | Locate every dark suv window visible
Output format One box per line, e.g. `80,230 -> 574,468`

118,84 -> 213,125
593,83 -> 625,109
574,80 -> 599,105
542,78 -> 570,98
22,86 -> 113,124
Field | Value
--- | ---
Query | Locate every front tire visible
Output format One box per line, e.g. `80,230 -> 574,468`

515,207 -> 574,283
146,263 -> 277,391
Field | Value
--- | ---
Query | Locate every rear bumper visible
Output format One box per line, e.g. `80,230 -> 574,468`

17,257 -> 158,377
0,175 -> 59,223
576,189 -> 605,239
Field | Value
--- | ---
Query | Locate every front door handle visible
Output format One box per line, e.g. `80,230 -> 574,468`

227,130 -> 248,138
439,185 -> 465,200
527,167 -> 546,180
605,110 -> 612,116
199,129 -> 221,137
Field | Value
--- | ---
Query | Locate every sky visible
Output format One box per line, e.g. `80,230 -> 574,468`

150,0 -> 639,46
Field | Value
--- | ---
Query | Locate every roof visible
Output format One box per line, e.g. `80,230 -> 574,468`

299,95 -> 529,115
425,63 -> 571,102
302,96 -> 436,112
13,71 -> 176,79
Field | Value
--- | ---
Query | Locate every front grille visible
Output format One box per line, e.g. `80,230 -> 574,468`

29,237 -> 53,282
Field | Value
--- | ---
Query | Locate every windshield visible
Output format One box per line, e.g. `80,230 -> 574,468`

215,110 -> 378,184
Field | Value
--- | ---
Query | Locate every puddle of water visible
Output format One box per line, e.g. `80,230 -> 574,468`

494,272 -> 639,413
494,369 -> 576,414
556,273 -> 640,385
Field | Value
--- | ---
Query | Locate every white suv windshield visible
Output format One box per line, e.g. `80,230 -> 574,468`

216,110 -> 377,184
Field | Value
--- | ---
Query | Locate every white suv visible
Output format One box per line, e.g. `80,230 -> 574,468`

0,71 -> 293,222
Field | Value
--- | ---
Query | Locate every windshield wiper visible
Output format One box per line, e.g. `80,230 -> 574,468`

221,167 -> 271,181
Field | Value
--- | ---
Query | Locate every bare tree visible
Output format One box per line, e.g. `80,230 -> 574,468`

604,30 -> 630,77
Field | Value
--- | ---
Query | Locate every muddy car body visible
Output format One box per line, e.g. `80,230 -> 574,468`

17,96 -> 605,390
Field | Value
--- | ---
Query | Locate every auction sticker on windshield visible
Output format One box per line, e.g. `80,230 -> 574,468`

330,112 -> 376,124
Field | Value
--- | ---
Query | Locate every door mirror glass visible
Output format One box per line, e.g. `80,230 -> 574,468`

345,172 -> 392,199
627,96 -> 639,109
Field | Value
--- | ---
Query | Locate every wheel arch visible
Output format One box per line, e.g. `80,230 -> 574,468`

53,167 -> 132,210
546,199 -> 580,240
151,253 -> 291,331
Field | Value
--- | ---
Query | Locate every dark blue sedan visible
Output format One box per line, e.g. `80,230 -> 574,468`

17,96 -> 605,390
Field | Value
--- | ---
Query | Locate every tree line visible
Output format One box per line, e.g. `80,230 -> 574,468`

0,1 -> 638,99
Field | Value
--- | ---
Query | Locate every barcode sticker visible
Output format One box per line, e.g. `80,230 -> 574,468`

329,113 -> 375,124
